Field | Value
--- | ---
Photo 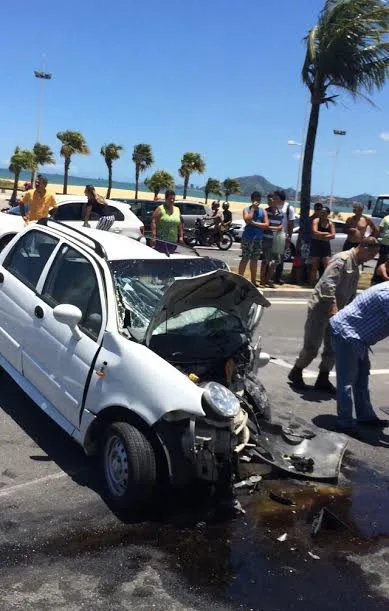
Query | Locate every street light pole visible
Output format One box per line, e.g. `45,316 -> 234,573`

34,68 -> 52,144
329,129 -> 347,211
288,140 -> 303,206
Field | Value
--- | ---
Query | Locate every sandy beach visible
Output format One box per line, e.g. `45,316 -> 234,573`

46,183 -> 353,221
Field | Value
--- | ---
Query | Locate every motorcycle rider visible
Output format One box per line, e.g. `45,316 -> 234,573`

222,201 -> 232,227
205,201 -> 223,237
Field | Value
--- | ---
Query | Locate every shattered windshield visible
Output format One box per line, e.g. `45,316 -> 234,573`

109,257 -> 228,340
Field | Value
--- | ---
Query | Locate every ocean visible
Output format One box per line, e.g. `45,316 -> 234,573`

0,168 -> 355,213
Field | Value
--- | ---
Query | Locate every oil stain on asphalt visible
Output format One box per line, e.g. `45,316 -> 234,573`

2,453 -> 389,610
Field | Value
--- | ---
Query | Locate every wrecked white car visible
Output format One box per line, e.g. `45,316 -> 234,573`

0,221 -> 347,510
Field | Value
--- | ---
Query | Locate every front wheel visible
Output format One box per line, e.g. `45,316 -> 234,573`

102,421 -> 157,509
217,232 -> 233,250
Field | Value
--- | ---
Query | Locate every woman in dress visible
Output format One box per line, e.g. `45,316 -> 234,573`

309,206 -> 335,286
150,190 -> 183,254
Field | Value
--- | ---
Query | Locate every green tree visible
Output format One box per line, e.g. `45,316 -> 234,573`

57,131 -> 89,194
30,143 -> 55,184
300,0 -> 389,226
9,147 -> 35,204
132,144 -> 154,199
101,143 -> 123,198
223,178 -> 240,202
203,178 -> 222,205
144,170 -> 175,199
178,152 -> 206,199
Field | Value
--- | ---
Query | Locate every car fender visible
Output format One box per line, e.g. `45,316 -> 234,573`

82,332 -> 205,426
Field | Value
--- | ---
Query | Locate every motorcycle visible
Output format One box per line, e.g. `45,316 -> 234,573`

184,218 -> 233,250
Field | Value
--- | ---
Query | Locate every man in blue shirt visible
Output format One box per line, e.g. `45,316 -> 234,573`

238,191 -> 269,285
329,282 -> 389,433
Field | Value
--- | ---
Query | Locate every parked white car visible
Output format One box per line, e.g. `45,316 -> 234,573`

0,221 -> 347,509
0,195 -> 145,251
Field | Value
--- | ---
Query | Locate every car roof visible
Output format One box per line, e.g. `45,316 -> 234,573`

54,195 -> 129,212
33,222 -> 199,262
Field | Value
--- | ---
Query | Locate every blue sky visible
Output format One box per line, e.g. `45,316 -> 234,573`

1,0 -> 389,196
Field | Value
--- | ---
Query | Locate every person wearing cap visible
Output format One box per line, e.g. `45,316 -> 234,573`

288,237 -> 380,393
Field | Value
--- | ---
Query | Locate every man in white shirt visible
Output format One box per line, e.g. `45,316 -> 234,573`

273,190 -> 295,284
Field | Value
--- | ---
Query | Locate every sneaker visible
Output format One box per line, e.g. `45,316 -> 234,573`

288,366 -> 307,389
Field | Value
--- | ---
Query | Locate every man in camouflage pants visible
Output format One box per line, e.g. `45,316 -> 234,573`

288,237 -> 379,393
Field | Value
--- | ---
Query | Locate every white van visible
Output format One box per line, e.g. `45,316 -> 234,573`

371,194 -> 389,224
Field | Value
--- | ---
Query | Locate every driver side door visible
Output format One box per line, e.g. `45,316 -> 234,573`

22,243 -> 106,428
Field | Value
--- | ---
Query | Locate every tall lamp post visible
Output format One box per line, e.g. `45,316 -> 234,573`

34,68 -> 52,144
288,140 -> 303,206
329,129 -> 347,210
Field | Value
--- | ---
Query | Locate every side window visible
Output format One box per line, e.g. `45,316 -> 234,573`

4,230 -> 59,289
128,201 -> 142,218
334,222 -> 346,234
105,205 -> 124,221
182,203 -> 205,216
144,202 -> 159,220
55,203 -> 83,221
42,246 -> 103,340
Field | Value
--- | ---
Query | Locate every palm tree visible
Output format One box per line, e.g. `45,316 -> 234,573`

57,131 -> 89,194
178,152 -> 206,199
223,178 -> 240,202
204,178 -> 222,205
132,144 -> 154,199
300,0 -> 389,226
101,143 -> 123,198
9,147 -> 35,203
30,143 -> 55,184
144,170 -> 175,199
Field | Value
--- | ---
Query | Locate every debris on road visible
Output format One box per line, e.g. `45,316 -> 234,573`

311,507 -> 349,537
308,551 -> 321,560
234,475 -> 263,489
277,533 -> 288,542
269,490 -> 295,506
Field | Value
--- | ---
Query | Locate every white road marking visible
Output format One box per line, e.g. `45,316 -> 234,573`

269,299 -> 308,305
270,357 -> 389,378
0,471 -> 67,497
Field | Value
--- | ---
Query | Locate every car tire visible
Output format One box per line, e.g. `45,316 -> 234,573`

217,232 -> 233,250
102,422 -> 157,509
0,234 -> 15,252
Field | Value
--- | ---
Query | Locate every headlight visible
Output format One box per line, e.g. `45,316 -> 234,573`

202,382 -> 241,419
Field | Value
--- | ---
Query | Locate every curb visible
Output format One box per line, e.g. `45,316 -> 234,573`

260,287 -> 366,299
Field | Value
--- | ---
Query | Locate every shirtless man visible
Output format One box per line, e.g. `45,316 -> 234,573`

343,203 -> 378,251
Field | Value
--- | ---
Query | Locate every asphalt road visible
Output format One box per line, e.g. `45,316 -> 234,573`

1,302 -> 389,610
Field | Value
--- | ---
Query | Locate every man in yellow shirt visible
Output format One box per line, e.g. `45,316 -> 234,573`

20,175 -> 57,221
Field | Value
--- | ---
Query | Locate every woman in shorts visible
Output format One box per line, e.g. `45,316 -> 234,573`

309,206 -> 335,286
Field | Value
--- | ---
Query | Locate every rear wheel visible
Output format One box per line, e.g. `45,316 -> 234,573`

217,232 -> 233,250
102,422 -> 157,509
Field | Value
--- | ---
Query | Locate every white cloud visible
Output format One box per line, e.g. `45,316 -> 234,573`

379,131 -> 389,141
352,148 -> 376,155
292,152 -> 302,160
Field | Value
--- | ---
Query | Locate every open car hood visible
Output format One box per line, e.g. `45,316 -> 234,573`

144,269 -> 271,346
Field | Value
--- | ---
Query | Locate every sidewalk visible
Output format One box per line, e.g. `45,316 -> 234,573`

230,266 -> 374,298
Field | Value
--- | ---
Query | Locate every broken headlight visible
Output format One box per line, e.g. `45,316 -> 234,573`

202,382 -> 241,419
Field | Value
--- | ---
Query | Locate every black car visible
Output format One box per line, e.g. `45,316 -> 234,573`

112,198 -> 210,231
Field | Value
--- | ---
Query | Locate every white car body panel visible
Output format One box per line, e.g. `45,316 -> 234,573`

0,196 -> 144,244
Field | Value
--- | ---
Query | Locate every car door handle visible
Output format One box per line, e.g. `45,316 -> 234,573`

34,305 -> 44,319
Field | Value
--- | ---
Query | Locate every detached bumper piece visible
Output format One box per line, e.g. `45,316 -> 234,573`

247,416 -> 348,480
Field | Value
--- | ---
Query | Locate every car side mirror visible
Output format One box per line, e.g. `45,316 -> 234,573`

53,304 -> 83,340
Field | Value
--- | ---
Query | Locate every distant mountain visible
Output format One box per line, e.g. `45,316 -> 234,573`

228,175 -> 373,204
